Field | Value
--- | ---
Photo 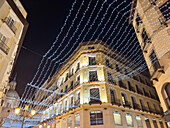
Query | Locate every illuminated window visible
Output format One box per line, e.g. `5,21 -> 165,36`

67,116 -> 72,128
159,120 -> 164,128
90,111 -> 104,125
152,119 -> 158,128
62,119 -> 66,128
136,115 -> 143,127
125,113 -> 133,126
56,121 -> 60,128
145,117 -> 151,128
75,113 -> 80,127
113,111 -> 122,125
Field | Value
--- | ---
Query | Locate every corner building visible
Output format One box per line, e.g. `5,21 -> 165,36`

38,41 -> 166,128
129,0 -> 170,126
0,0 -> 28,112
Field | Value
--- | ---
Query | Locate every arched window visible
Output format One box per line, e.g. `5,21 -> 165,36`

113,111 -> 122,125
145,117 -> 151,128
152,119 -> 158,128
75,113 -> 80,127
164,83 -> 170,108
90,111 -> 104,125
159,120 -> 164,128
56,121 -> 60,128
67,116 -> 72,128
125,113 -> 133,126
136,115 -> 143,127
62,119 -> 66,128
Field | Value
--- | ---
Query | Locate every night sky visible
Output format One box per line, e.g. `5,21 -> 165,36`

11,0 -> 144,97
12,0 -> 74,96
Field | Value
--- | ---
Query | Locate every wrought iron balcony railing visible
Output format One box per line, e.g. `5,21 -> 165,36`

3,17 -> 17,34
89,99 -> 102,105
0,39 -> 9,54
123,101 -> 131,108
133,103 -> 140,110
111,99 -> 121,106
129,86 -> 135,92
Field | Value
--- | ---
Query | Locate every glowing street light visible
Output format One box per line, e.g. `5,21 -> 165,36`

14,105 -> 36,128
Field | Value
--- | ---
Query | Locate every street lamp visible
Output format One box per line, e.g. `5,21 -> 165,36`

15,105 -> 36,128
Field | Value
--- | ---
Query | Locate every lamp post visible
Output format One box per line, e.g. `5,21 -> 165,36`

15,105 -> 36,128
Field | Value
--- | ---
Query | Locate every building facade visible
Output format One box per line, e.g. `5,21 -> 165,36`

37,41 -> 166,128
0,0 -> 28,113
129,0 -> 170,126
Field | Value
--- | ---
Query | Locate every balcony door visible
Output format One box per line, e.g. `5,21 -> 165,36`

110,89 -> 116,102
149,50 -> 161,72
89,71 -> 98,82
90,88 -> 100,101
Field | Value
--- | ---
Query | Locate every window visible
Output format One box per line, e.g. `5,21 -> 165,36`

124,68 -> 128,75
159,1 -> 170,23
113,112 -> 122,125
76,63 -> 80,72
89,57 -> 97,65
136,13 -> 142,28
4,16 -> 16,33
139,76 -> 144,84
89,71 -> 98,82
75,114 -> 80,127
164,83 -> 170,108
159,120 -> 164,128
141,28 -> 149,50
67,117 -> 72,128
149,50 -> 161,72
107,72 -> 116,84
115,64 -> 120,72
110,89 -> 117,102
118,77 -> 126,88
69,96 -> 73,108
128,81 -> 134,92
65,73 -> 68,81
56,121 -> 60,128
136,115 -> 143,127
131,96 -> 136,109
70,81 -> 73,90
6,103 -> 10,108
88,46 -> 94,49
126,113 -> 133,126
90,88 -> 100,101
153,104 -> 158,112
145,117 -> 151,128
75,92 -> 80,106
152,119 -> 158,128
64,85 -> 68,93
63,100 -> 67,112
90,111 -> 104,125
105,58 -> 113,69
121,93 -> 127,105
62,119 -> 66,128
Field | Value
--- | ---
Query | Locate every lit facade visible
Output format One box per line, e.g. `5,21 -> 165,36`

0,0 -> 28,113
129,0 -> 170,126
37,41 -> 166,128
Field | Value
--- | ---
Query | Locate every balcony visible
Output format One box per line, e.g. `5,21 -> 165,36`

141,105 -> 148,112
133,103 -> 140,110
151,66 -> 164,82
3,17 -> 17,34
129,86 -> 136,92
123,101 -> 131,108
0,40 -> 9,54
89,59 -> 97,65
111,99 -> 121,106
89,99 -> 102,105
